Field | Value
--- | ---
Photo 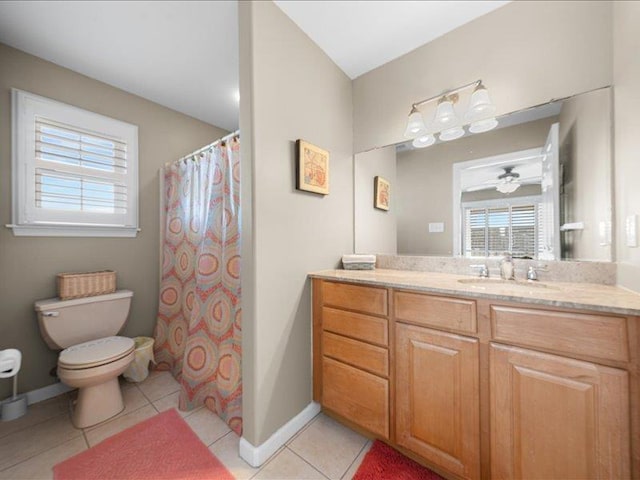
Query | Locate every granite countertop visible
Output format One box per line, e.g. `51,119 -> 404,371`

309,269 -> 640,316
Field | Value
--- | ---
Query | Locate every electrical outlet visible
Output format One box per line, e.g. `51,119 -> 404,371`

626,214 -> 638,248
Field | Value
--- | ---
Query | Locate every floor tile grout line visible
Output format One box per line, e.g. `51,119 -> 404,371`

286,446 -> 331,480
82,430 -> 90,449
0,431 -> 84,473
83,401 -> 151,434
0,396 -> 71,441
248,444 -> 288,478
206,428 -> 232,448
339,440 -> 370,480
286,411 -> 322,446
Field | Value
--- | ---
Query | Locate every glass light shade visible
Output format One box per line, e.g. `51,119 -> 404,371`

496,180 -> 520,194
404,108 -> 426,138
465,85 -> 496,121
433,98 -> 459,129
412,134 -> 436,148
439,126 -> 465,142
469,117 -> 498,134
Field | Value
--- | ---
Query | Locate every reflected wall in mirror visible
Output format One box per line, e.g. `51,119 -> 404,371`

354,87 -> 612,262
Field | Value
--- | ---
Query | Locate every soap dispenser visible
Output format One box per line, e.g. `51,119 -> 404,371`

500,253 -> 515,280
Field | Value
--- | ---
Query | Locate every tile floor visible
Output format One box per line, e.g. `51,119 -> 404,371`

0,371 -> 372,479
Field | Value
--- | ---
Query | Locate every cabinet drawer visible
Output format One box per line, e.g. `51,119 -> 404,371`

322,307 -> 388,346
322,281 -> 387,316
395,291 -> 477,334
490,305 -> 629,362
323,331 -> 388,377
322,357 -> 389,438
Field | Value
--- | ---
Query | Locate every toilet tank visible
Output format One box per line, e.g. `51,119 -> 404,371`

34,290 -> 133,349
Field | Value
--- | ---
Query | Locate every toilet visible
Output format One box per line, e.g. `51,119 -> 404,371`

34,290 -> 135,428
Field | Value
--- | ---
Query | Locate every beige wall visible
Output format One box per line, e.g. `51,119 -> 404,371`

613,2 -> 640,291
558,88 -> 612,261
353,1 -> 612,153
0,43 -> 226,399
239,1 -> 353,446
394,118 -> 555,255
354,145 -> 396,254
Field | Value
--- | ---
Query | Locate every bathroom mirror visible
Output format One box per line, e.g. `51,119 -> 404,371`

354,87 -> 613,261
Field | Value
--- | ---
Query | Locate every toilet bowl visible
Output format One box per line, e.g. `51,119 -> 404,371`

35,290 -> 135,428
58,336 -> 135,428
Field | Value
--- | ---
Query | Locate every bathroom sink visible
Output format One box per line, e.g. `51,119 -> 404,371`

457,278 -> 556,290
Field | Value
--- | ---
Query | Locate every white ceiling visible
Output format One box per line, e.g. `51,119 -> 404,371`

0,1 -> 510,131
0,1 -> 239,131
274,1 -> 510,79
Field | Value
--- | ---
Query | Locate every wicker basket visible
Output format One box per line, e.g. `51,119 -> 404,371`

57,270 -> 116,300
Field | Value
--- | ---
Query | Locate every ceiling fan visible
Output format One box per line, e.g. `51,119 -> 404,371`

496,166 -> 520,193
465,166 -> 540,194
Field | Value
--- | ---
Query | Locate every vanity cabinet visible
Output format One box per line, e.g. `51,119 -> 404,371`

312,277 -> 638,480
490,343 -> 630,479
395,323 -> 480,480
313,281 -> 390,439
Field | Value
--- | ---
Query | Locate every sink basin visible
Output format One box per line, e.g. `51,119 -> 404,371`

457,278 -> 555,290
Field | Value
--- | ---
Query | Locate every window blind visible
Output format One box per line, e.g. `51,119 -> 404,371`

34,118 -> 128,216
463,203 -> 537,258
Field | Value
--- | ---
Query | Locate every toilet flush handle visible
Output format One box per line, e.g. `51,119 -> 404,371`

42,311 -> 59,317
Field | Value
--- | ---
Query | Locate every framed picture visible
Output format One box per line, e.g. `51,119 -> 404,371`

296,139 -> 329,195
374,176 -> 390,211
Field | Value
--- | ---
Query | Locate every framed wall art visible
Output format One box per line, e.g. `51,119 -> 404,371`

296,139 -> 329,195
374,176 -> 390,211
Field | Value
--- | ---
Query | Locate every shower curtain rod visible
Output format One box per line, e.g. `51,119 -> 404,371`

168,129 -> 240,166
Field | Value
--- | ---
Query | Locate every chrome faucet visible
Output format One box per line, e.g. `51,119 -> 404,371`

526,264 -> 547,281
470,264 -> 489,278
500,253 -> 515,280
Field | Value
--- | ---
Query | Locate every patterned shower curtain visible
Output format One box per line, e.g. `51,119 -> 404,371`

154,138 -> 242,435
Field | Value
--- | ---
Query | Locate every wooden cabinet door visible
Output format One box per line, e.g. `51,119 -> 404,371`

490,343 -> 630,480
395,323 -> 480,480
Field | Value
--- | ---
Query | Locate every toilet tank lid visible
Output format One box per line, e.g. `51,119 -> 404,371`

35,289 -> 133,311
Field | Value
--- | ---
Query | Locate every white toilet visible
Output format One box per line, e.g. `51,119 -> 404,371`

34,290 -> 135,428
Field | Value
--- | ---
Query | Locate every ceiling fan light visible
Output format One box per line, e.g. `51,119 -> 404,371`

496,180 -> 520,194
465,83 -> 496,121
412,134 -> 436,148
433,97 -> 459,129
469,117 -> 499,134
439,125 -> 465,142
404,106 -> 427,138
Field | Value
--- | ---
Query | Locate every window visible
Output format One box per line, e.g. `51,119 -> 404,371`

11,89 -> 138,237
463,198 -> 540,258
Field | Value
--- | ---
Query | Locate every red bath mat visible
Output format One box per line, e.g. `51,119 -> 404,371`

353,440 -> 445,480
53,409 -> 234,480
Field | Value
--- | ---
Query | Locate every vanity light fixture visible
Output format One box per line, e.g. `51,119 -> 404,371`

404,105 -> 427,138
403,80 -> 498,148
433,95 -> 459,129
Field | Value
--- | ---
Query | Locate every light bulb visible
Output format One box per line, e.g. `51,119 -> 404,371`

412,134 -> 436,148
439,126 -> 465,142
433,97 -> 459,129
466,83 -> 496,122
404,106 -> 426,138
469,117 -> 498,133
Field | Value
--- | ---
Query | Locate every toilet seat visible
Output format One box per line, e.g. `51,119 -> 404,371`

58,336 -> 135,370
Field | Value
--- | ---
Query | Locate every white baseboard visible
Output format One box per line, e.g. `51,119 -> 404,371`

25,382 -> 74,405
239,401 -> 321,467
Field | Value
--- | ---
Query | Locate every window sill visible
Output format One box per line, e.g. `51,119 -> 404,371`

6,224 -> 140,238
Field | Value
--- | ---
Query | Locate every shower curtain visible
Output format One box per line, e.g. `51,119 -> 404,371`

154,138 -> 242,435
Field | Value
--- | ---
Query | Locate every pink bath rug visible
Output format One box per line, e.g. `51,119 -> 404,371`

53,408 -> 234,480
